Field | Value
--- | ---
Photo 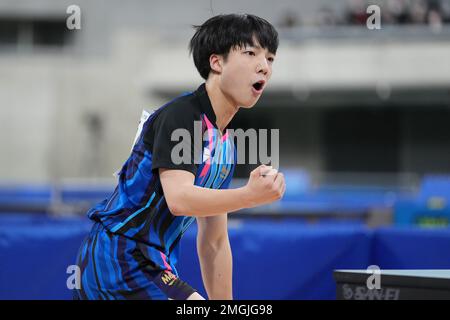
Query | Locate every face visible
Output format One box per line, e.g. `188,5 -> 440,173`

214,39 -> 275,108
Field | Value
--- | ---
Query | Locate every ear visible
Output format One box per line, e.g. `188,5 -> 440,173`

209,54 -> 223,74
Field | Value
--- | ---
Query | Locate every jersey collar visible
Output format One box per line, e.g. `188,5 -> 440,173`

194,83 -> 217,128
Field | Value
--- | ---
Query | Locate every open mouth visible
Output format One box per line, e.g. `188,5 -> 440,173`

252,80 -> 265,92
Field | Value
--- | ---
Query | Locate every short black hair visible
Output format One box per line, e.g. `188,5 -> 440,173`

189,14 -> 279,80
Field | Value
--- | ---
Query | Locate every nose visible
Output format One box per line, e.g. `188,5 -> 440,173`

256,58 -> 270,75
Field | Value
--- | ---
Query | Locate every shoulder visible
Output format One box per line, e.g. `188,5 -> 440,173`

154,92 -> 201,124
143,91 -> 202,146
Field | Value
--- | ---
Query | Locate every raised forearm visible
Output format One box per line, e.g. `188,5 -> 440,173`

197,237 -> 233,300
173,186 -> 250,217
160,165 -> 285,218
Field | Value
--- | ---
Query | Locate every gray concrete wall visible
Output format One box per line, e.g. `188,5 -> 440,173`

1,0 -> 450,181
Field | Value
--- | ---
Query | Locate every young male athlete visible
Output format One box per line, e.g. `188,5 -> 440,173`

74,14 -> 285,300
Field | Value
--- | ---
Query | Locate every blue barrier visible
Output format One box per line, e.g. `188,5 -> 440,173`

394,200 -> 450,226
0,215 -> 92,299
372,226 -> 450,268
393,175 -> 450,227
0,180 -> 415,216
178,221 -> 371,299
1,214 -> 450,300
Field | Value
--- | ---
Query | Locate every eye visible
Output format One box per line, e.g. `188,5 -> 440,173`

245,51 -> 256,56
267,57 -> 275,63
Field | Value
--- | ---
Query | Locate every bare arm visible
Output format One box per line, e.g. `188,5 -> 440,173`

196,214 -> 232,300
159,165 -> 285,218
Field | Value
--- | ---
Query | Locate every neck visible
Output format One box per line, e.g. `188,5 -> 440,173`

205,78 -> 239,133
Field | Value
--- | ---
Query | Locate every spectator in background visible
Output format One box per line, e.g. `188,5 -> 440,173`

344,0 -> 449,26
409,0 -> 429,23
316,6 -> 341,26
385,0 -> 410,24
441,0 -> 450,22
346,0 -> 369,25
279,11 -> 301,28
279,0 -> 450,28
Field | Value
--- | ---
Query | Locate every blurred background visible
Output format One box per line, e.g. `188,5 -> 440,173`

1,0 -> 450,300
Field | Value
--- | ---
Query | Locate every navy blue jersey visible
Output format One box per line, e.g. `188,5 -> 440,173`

86,83 -> 236,272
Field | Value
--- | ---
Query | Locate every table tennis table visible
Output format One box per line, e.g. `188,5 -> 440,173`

334,269 -> 450,300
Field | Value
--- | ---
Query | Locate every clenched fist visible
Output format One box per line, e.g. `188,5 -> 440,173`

243,164 -> 286,208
